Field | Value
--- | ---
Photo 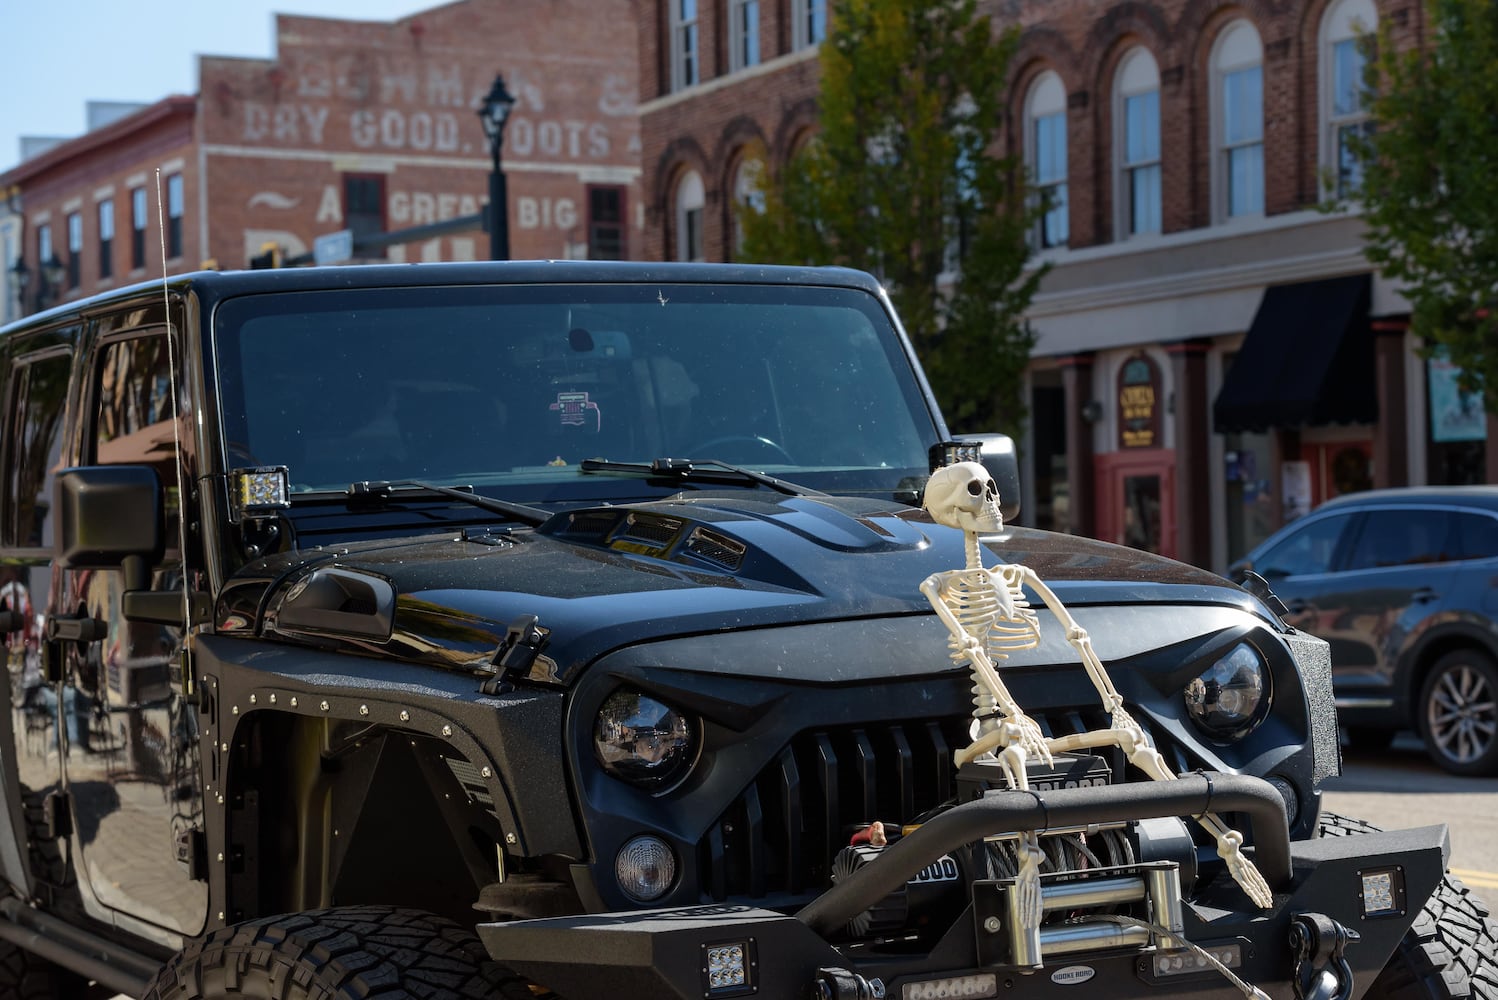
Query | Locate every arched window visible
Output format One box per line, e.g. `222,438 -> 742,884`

674,169 -> 705,262
1114,47 -> 1162,237
1212,20 -> 1264,220
730,155 -> 766,256
1025,71 -> 1069,248
1320,0 -> 1377,196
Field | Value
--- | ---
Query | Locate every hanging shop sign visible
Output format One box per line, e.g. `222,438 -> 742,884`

1117,353 -> 1162,449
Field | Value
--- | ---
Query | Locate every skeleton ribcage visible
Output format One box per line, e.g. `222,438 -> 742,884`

942,570 -> 1041,661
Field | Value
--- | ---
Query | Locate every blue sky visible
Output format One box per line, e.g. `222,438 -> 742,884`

1,0 -> 440,174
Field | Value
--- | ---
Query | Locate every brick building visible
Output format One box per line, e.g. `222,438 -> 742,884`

1,0 -> 640,316
637,0 -> 1498,571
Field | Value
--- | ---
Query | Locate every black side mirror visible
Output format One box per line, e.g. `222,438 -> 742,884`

55,466 -> 164,589
956,434 -> 1022,525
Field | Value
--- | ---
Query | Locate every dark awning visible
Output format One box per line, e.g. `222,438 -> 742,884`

1213,273 -> 1376,434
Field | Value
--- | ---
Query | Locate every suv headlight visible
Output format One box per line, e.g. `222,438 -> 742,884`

1184,641 -> 1270,741
594,690 -> 698,792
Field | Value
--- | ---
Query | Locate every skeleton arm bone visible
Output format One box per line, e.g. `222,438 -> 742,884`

1015,568 -> 1127,713
920,571 -> 1030,721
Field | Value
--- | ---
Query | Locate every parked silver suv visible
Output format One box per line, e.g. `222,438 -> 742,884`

1231,486 -> 1498,775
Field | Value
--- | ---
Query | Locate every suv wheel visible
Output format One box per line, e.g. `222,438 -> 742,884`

142,905 -> 537,1000
1419,650 -> 1498,776
1319,813 -> 1498,1000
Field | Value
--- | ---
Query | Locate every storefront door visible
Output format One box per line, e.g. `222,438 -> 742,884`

1096,450 -> 1176,559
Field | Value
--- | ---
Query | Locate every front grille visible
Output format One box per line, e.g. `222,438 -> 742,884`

698,707 -> 1190,903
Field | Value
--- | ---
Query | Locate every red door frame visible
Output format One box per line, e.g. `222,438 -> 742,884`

1095,449 -> 1177,559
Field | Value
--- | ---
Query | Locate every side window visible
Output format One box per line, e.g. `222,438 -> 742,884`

1453,512 -> 1498,561
2,349 -> 73,550
92,332 -> 192,522
1345,509 -> 1452,570
1257,514 -> 1352,577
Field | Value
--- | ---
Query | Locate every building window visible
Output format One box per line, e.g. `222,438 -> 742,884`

1026,71 -> 1069,249
674,169 -> 705,262
1321,0 -> 1377,197
131,187 -> 148,269
98,199 -> 114,280
729,0 -> 760,72
1115,48 -> 1162,238
793,0 -> 827,50
671,0 -> 700,91
36,224 -> 52,286
730,154 -> 766,256
1212,20 -> 1264,220
66,212 -> 82,289
166,173 -> 184,258
587,185 -> 626,260
343,175 -> 386,259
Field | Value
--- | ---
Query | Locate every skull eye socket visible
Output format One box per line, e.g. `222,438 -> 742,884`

986,480 -> 998,497
966,481 -> 984,497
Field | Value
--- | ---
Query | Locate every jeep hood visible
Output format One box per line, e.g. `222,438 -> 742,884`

237,493 -> 1270,683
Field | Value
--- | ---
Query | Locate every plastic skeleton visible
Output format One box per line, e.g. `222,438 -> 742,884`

919,463 -> 1274,932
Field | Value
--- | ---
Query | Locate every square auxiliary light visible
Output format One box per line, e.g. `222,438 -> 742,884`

930,440 -> 983,472
232,466 -> 291,521
1359,867 -> 1406,918
702,939 -> 755,997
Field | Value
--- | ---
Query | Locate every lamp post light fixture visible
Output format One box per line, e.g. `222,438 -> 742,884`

477,73 -> 518,261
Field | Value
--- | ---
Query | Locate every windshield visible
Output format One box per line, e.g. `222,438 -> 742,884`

213,281 -> 939,505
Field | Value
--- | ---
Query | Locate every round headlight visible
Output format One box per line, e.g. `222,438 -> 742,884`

594,690 -> 698,791
1185,641 -> 1269,740
616,834 -> 677,902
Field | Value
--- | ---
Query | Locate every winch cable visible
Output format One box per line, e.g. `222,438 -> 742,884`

1089,914 -> 1270,1000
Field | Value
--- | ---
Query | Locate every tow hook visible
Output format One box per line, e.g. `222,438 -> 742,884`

815,967 -> 886,999
1290,912 -> 1361,1000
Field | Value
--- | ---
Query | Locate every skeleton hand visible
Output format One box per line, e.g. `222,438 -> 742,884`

1216,828 -> 1273,909
997,715 -> 1053,784
1014,835 -> 1046,932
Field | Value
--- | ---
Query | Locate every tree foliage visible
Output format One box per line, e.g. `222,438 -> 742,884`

1352,0 -> 1498,412
737,0 -> 1043,434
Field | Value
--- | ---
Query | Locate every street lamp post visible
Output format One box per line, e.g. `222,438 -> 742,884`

477,74 -> 518,261
7,257 -> 28,314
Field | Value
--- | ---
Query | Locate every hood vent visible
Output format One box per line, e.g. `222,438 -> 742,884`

622,513 -> 683,546
556,510 -> 621,544
686,526 -> 747,571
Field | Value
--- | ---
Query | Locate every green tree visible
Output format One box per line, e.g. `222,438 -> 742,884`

1351,0 -> 1498,412
738,0 -> 1043,434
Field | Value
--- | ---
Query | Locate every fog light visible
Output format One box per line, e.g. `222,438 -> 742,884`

615,835 -> 676,902
703,940 -> 754,995
232,466 -> 291,520
903,973 -> 997,999
1360,867 -> 1406,917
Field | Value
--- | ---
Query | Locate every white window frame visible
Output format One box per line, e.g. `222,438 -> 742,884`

1211,20 -> 1265,222
792,0 -> 827,51
674,169 -> 705,262
729,0 -> 761,73
670,0 -> 700,92
1025,71 -> 1069,249
1320,0 -> 1377,198
1114,47 -> 1162,239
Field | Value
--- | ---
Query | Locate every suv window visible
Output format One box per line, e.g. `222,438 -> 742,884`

215,283 -> 935,499
1452,511 -> 1498,561
2,348 -> 73,550
1345,509 -> 1452,570
1256,513 -> 1353,577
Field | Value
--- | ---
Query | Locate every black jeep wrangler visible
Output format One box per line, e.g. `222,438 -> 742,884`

0,262 -> 1491,1000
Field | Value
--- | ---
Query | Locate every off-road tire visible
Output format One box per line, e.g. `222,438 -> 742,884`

1318,812 -> 1498,1000
142,905 -> 524,999
1,787 -> 87,999
20,786 -> 69,891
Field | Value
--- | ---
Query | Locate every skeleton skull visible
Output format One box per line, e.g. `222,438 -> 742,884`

924,461 -> 1003,534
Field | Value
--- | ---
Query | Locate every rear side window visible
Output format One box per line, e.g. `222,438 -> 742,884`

1257,513 -> 1353,577
2,349 -> 73,549
1345,508 -> 1453,570
1452,511 -> 1498,561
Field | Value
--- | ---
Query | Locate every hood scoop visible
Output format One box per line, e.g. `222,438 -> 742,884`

549,509 -> 744,571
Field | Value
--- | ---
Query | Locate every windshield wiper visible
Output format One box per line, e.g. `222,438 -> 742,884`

346,480 -> 552,527
578,458 -> 824,497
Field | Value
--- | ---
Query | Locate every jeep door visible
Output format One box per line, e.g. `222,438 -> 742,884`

55,308 -> 208,941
